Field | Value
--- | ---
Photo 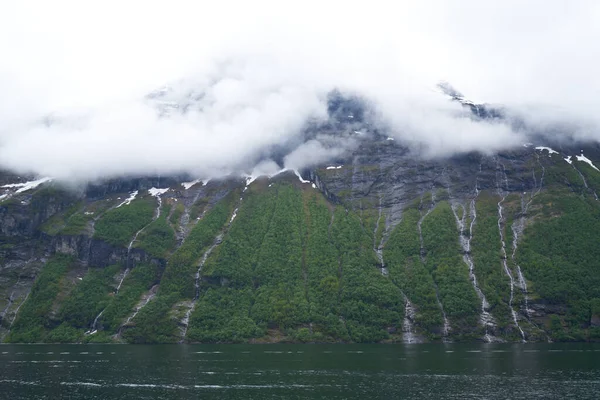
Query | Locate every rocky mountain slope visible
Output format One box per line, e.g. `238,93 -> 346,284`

1,93 -> 600,344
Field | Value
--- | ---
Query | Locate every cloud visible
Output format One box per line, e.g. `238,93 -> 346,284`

1,0 -> 599,181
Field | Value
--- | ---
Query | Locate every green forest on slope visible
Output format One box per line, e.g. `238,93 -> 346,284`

5,157 -> 600,343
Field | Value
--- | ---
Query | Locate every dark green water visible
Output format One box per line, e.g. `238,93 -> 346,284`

1,343 -> 599,399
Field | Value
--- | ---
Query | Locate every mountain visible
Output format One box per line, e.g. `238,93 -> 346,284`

1,92 -> 600,344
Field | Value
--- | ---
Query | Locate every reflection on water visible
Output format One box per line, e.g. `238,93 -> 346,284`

1,343 -> 599,399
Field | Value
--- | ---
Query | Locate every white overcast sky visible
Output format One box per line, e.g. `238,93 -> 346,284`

0,0 -> 599,181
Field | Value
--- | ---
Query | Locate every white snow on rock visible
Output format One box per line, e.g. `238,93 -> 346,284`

116,191 -> 138,207
1,177 -> 52,193
230,209 -> 238,223
0,194 -> 7,201
294,170 -> 310,184
386,137 -> 395,141
245,175 -> 258,186
181,179 -> 200,190
564,156 -> 573,164
312,183 -> 317,189
535,146 -> 558,155
182,179 -> 210,190
326,165 -> 343,170
576,153 -> 599,171
148,187 -> 169,197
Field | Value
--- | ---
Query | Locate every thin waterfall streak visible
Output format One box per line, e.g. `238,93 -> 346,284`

498,195 -> 526,342
9,292 -> 29,329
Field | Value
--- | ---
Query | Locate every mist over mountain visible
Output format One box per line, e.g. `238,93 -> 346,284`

2,0 -> 600,182
2,0 -> 600,346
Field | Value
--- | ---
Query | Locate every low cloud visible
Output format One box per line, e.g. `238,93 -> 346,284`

1,0 -> 599,182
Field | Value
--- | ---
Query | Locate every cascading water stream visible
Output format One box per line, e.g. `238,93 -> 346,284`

88,191 -> 166,334
451,197 -> 497,342
0,290 -> 16,324
402,296 -> 418,343
118,286 -> 159,336
496,161 -> 526,342
373,196 -> 388,276
179,235 -> 223,341
179,190 -> 245,342
497,196 -> 525,341
572,164 -> 599,200
10,292 -> 29,329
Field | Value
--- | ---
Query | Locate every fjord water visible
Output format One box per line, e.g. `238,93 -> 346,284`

1,344 -> 599,399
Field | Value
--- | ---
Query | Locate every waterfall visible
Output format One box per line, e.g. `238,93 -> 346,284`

179,234 -> 223,341
498,196 -> 526,342
373,196 -> 388,276
572,164 -> 599,200
118,288 -> 158,336
9,292 -> 29,329
496,160 -> 526,342
402,297 -> 417,343
180,193 -> 243,342
88,191 -> 165,334
451,198 -> 497,341
0,290 -> 15,324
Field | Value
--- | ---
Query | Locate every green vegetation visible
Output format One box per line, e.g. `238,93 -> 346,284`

123,193 -> 235,343
7,255 -> 75,342
97,262 -> 162,333
189,185 -> 403,343
135,204 -> 176,259
470,194 -> 513,329
57,264 -> 120,330
169,202 -> 185,227
331,207 -> 404,342
517,189 -> 600,341
5,154 -> 600,344
421,201 -> 480,337
385,207 -> 443,337
94,198 -> 156,247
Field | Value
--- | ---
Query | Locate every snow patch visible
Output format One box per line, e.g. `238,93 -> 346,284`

230,209 -> 238,223
1,177 -> 52,193
386,137 -> 395,141
326,165 -> 343,170
116,191 -> 138,207
148,187 -> 169,197
0,194 -> 7,201
294,170 -> 310,184
181,179 -> 200,190
523,142 -> 533,148
564,156 -> 573,164
245,175 -> 258,186
182,179 -> 210,190
576,153 -> 599,171
311,183 -> 316,189
535,146 -> 558,155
